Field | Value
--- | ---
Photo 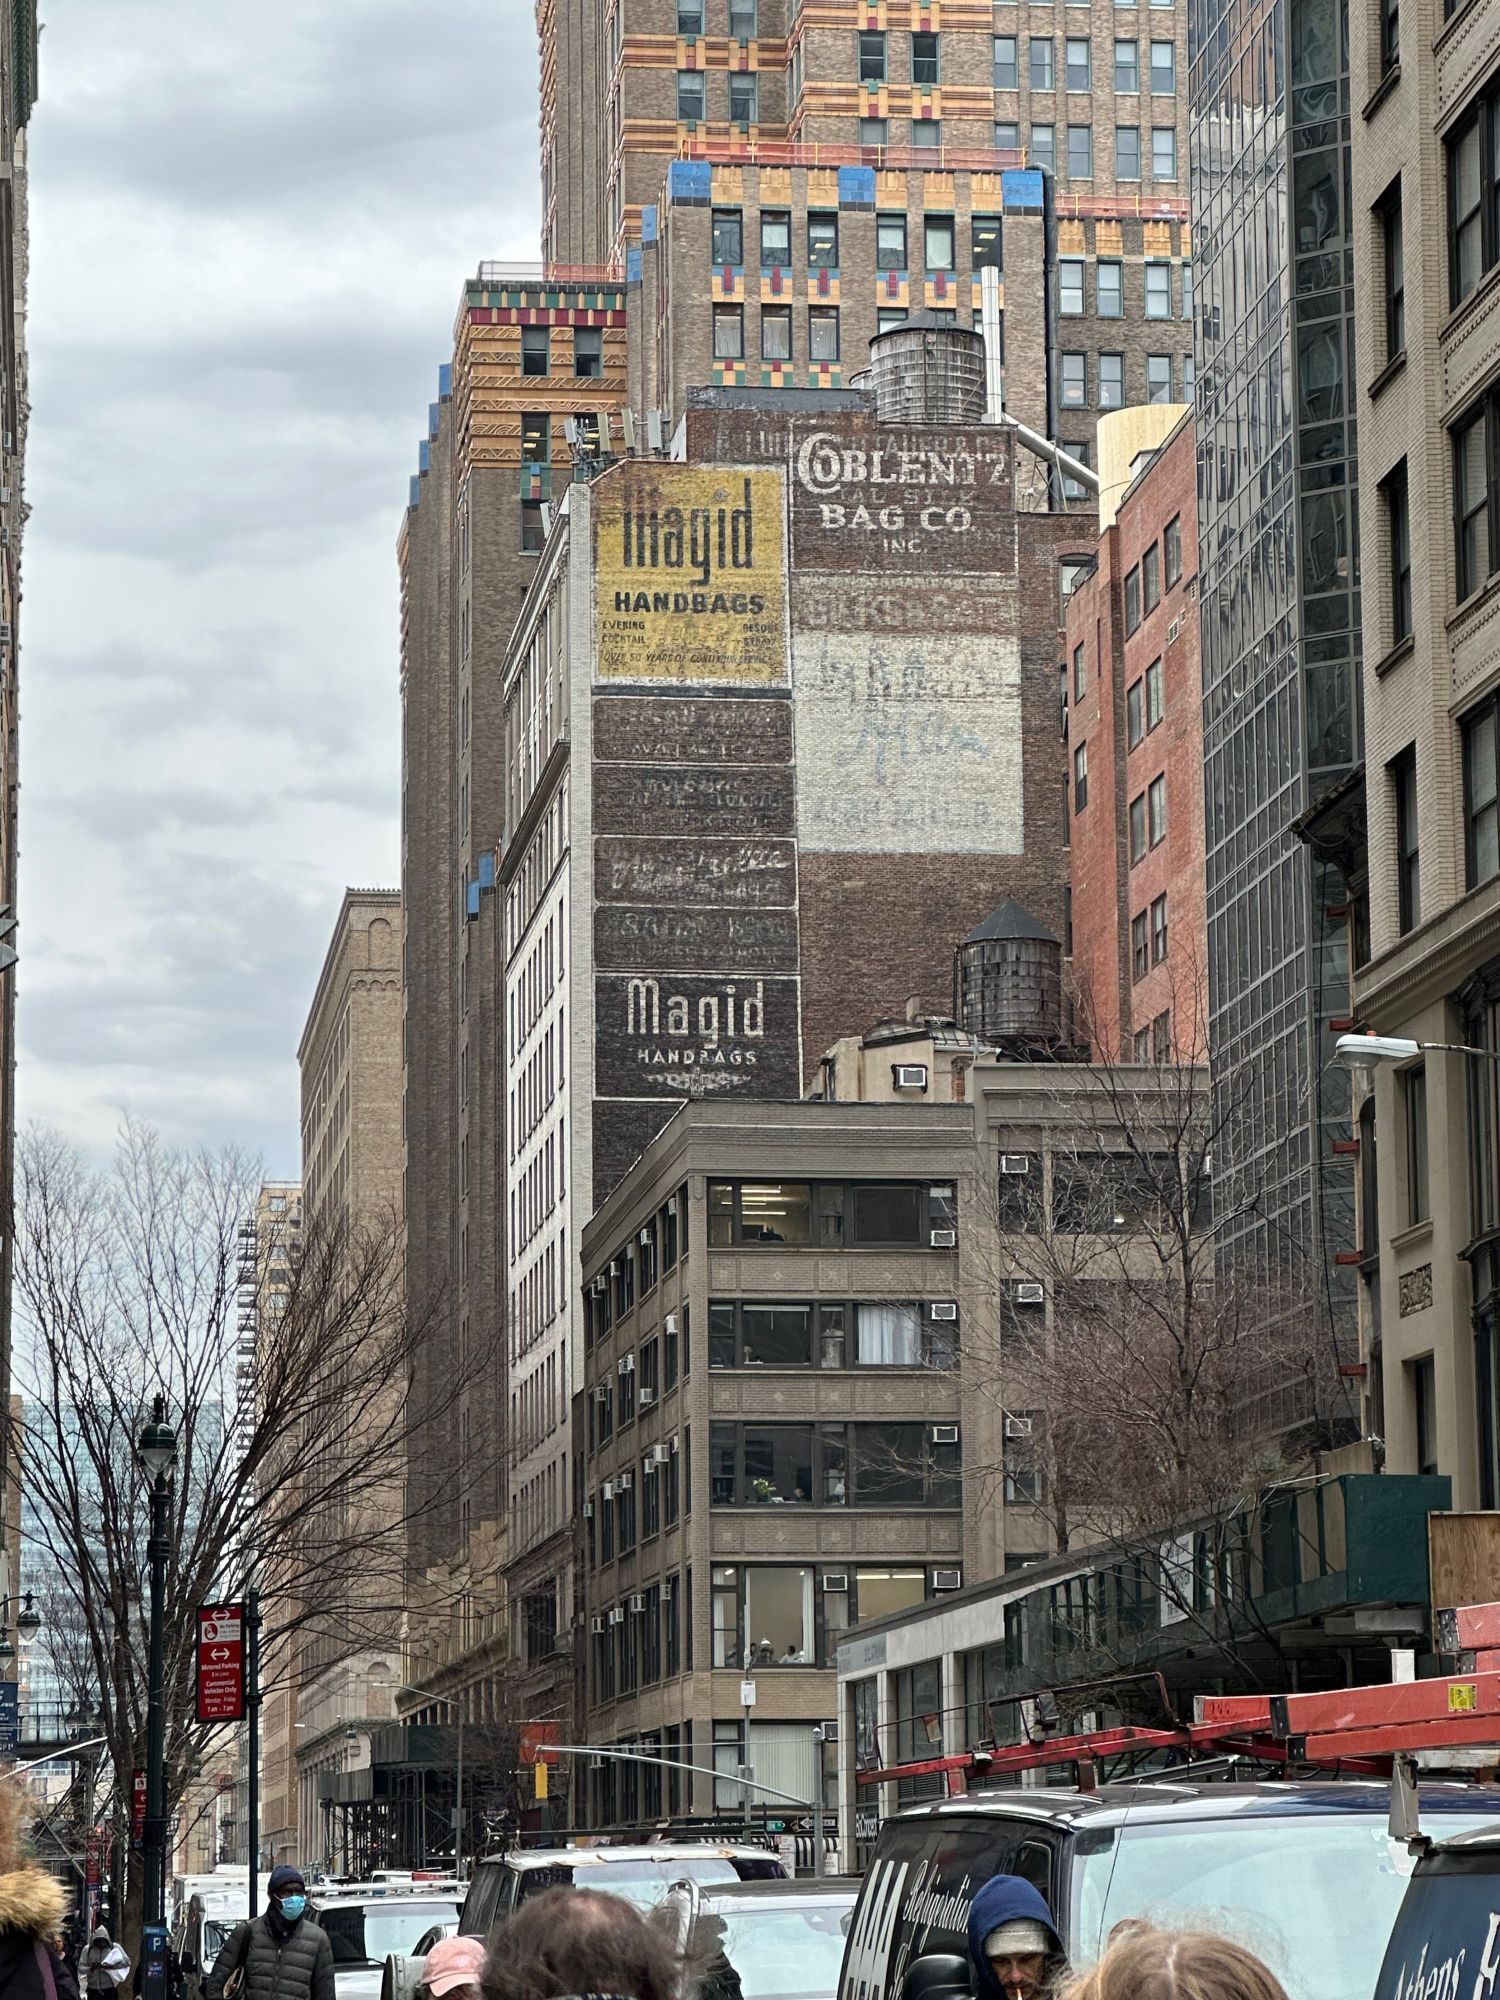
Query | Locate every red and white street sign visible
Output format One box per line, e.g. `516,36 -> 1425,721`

195,1602 -> 246,1723
132,1770 -> 147,1841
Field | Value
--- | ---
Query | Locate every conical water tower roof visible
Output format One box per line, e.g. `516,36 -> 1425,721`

961,899 -> 1058,946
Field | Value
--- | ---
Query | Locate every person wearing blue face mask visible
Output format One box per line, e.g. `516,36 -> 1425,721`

205,1869 -> 333,2000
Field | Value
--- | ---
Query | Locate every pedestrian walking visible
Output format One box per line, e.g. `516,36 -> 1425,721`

418,1939 -> 485,2000
81,1930 -> 130,1999
481,1888 -> 681,2000
966,1877 -> 1068,2000
1062,1926 -> 1288,2000
0,1785 -> 80,2000
204,1869 -> 332,2000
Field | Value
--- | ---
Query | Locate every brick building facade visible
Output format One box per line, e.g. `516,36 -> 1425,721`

1065,408 -> 1205,1061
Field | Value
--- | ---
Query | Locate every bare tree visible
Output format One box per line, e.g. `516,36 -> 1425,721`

6,1120 -> 486,1946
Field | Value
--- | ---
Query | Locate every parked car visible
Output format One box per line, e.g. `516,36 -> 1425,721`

1375,1822 -> 1500,1999
379,1918 -> 459,2000
457,1844 -> 787,1935
310,1892 -> 462,2000
659,1876 -> 858,2000
836,1782 -> 1500,2000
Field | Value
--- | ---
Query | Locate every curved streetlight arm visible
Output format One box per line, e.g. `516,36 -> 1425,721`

1334,1033 -> 1500,1066
2,1734 -> 108,1778
546,1742 -> 814,1809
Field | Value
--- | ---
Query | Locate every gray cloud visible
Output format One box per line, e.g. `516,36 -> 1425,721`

17,0 -> 534,1166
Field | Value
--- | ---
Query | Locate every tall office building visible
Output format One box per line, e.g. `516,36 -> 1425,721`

0,0 -> 38,1565
1342,0 -> 1500,1505
1190,0 -> 1362,1416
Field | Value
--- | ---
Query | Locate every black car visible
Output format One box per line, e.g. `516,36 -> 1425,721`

836,1782 -> 1500,2000
1376,1824 -> 1500,2000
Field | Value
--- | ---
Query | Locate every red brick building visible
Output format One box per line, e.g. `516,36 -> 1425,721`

1065,410 -> 1205,1062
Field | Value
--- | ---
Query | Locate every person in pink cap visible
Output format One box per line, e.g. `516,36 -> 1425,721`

419,1938 -> 486,2000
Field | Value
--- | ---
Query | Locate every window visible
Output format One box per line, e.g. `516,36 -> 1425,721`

1029,124 -> 1055,171
1466,697 -> 1500,887
730,0 -> 757,35
708,1179 -> 951,1248
808,211 -> 838,267
728,72 -> 758,122
1098,260 -> 1123,315
761,305 -> 791,360
1114,38 -> 1139,88
521,326 -> 550,376
1133,1028 -> 1152,1062
1125,566 -> 1141,632
1065,37 -> 1090,88
994,34 -> 1018,86
1129,793 -> 1147,862
859,30 -> 887,81
520,411 -> 550,464
678,0 -> 704,28
912,31 -> 940,84
1164,513 -> 1182,586
1380,182 -> 1405,360
1146,353 -> 1173,402
1142,541 -> 1161,613
1099,352 -> 1124,409
709,1422 -> 957,1508
1131,912 -> 1149,982
711,1302 -> 813,1368
1072,639 -> 1086,701
1127,679 -> 1143,747
1384,461 -> 1411,645
1060,352 -> 1087,406
1381,0 -> 1399,73
1392,745 -> 1420,934
876,214 -> 908,271
972,214 -> 1002,271
574,327 -> 602,379
712,208 -> 744,266
713,305 -> 744,359
1148,773 -> 1166,846
760,210 -> 791,268
1059,258 -> 1085,314
1116,125 -> 1141,178
1448,90 -> 1499,307
1150,39 -> 1175,89
1181,260 -> 1194,319
877,307 -> 908,331
925,216 -> 955,270
1030,37 -> 1054,87
521,500 -> 545,551
1454,392 -> 1496,600
1406,1065 -> 1429,1225
1145,262 -> 1172,317
1073,741 -> 1088,812
677,70 -> 706,120
996,120 -> 1020,152
1145,655 -> 1163,729
859,116 -> 888,150
1412,1356 -> 1438,1477
1068,125 -> 1093,177
912,118 -> 942,149
1151,127 -> 1177,178
809,307 -> 840,360
1061,436 -> 1091,500
1151,892 -> 1168,964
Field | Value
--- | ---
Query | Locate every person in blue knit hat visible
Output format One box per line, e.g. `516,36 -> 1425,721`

965,1876 -> 1067,2000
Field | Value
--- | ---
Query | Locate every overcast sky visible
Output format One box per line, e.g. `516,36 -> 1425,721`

15,0 -> 536,1175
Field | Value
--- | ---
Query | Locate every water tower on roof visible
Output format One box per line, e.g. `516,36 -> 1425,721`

869,312 -> 987,426
955,899 -> 1067,1055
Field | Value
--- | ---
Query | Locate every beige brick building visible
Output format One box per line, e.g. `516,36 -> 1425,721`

1345,0 -> 1500,1508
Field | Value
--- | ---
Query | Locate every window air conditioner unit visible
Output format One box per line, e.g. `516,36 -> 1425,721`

609,1258 -> 621,1278
822,1573 -> 849,1592
1016,1282 -> 1045,1305
649,1443 -> 670,1465
592,1383 -> 610,1401
1168,617 -> 1182,642
929,1301 -> 958,1322
640,1227 -> 653,1246
1005,1415 -> 1034,1438
617,1468 -> 634,1490
609,1606 -> 625,1625
591,1275 -> 607,1294
628,1592 -> 645,1613
931,1424 -> 960,1444
602,1479 -> 616,1500
618,1353 -> 635,1375
932,1567 -> 963,1591
893,1063 -> 929,1089
1000,1154 -> 1031,1175
664,1312 -> 679,1334
670,1434 -> 680,1453
639,1387 -> 656,1407
582,1500 -> 593,1518
590,1614 -> 606,1634
930,1227 -> 957,1247
820,1719 -> 840,1742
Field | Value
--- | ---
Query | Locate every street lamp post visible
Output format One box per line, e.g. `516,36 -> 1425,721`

138,1395 -> 177,1996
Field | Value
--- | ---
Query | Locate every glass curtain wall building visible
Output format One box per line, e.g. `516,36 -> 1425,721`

1190,0 -> 1361,1422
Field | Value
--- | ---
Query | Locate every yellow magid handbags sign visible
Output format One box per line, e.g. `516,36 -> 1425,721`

594,464 -> 786,685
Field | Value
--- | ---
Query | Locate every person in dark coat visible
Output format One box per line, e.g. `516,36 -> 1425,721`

0,1789 -> 80,2000
965,1877 -> 1067,2000
204,1869 -> 332,2000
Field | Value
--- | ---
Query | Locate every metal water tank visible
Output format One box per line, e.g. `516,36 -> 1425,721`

870,313 -> 987,425
954,900 -> 1065,1050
